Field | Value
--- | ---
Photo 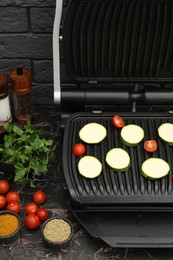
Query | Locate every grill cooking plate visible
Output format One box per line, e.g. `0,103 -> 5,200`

63,112 -> 173,205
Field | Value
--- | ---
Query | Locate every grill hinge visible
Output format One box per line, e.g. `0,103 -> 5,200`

61,87 -> 173,114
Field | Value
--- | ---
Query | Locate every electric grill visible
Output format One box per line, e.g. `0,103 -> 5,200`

53,0 -> 173,247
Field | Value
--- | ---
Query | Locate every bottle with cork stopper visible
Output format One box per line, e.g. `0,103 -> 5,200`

0,73 -> 12,130
10,68 -> 33,125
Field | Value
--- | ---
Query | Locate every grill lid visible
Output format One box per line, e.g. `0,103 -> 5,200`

62,0 -> 173,83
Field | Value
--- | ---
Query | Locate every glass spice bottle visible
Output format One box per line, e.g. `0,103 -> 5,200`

10,68 -> 33,125
0,73 -> 12,129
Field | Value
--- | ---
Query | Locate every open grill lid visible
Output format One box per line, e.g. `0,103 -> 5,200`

54,0 -> 173,113
62,0 -> 173,83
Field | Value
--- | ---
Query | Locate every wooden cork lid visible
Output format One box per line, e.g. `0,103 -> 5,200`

10,68 -> 32,95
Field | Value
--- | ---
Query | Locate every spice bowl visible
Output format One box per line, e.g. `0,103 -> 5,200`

41,216 -> 73,249
0,210 -> 21,244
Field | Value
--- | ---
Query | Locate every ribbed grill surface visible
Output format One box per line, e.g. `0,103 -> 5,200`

63,114 -> 173,204
63,0 -> 173,80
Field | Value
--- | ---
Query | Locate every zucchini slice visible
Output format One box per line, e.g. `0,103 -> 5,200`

106,148 -> 130,171
120,124 -> 144,146
79,123 -> 107,144
141,158 -> 170,179
78,156 -> 102,178
158,123 -> 173,145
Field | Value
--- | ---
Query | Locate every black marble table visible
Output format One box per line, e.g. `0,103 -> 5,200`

0,105 -> 173,260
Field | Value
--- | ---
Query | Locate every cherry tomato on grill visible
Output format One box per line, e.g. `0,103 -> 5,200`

144,140 -> 158,152
25,202 -> 38,215
6,191 -> 20,203
0,180 -> 10,194
112,115 -> 125,128
36,208 -> 49,221
0,195 -> 6,209
72,143 -> 86,157
25,213 -> 40,229
33,190 -> 46,205
7,201 -> 21,213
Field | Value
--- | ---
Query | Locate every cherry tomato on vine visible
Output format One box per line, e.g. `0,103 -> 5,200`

0,195 -> 6,209
33,190 -> 46,205
0,180 -> 10,194
144,140 -> 158,152
6,191 -> 20,203
72,144 -> 86,157
7,201 -> 21,213
36,208 -> 49,221
25,202 -> 38,215
25,213 -> 40,229
112,115 -> 125,128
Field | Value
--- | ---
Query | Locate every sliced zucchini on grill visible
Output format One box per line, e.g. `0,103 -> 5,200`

106,148 -> 130,171
78,156 -> 102,178
120,124 -> 144,146
158,123 -> 173,145
79,123 -> 107,144
141,158 -> 170,179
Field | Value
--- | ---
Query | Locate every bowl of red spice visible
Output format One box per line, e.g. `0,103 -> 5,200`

0,210 -> 21,244
41,216 -> 73,249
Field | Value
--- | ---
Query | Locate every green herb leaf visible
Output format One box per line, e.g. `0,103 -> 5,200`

28,178 -> 36,188
12,125 -> 24,136
4,135 -> 15,148
15,165 -> 28,181
5,148 -> 15,156
3,123 -> 12,132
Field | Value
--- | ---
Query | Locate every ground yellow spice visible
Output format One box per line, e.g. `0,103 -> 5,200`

43,219 -> 71,243
0,214 -> 19,236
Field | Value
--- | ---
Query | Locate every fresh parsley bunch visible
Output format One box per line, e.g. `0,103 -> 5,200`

0,121 -> 56,187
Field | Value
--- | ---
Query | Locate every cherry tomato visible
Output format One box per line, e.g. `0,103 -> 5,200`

112,115 -> 125,128
25,213 -> 40,229
6,201 -> 20,213
25,202 -> 38,215
6,191 -> 20,203
36,208 -> 49,221
144,140 -> 158,152
73,144 -> 86,157
33,190 -> 46,205
0,195 -> 6,209
0,180 -> 10,194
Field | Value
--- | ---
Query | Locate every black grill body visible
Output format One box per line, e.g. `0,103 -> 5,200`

60,0 -> 173,248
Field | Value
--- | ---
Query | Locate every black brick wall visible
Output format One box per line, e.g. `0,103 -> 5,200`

0,0 -> 56,105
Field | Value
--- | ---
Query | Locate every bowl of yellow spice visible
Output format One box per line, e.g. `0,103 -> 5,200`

41,216 -> 73,249
0,211 -> 21,244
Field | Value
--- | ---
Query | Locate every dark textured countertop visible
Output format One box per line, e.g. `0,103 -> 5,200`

0,105 -> 173,260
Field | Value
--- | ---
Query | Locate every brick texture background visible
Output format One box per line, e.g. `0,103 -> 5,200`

0,0 -> 56,105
